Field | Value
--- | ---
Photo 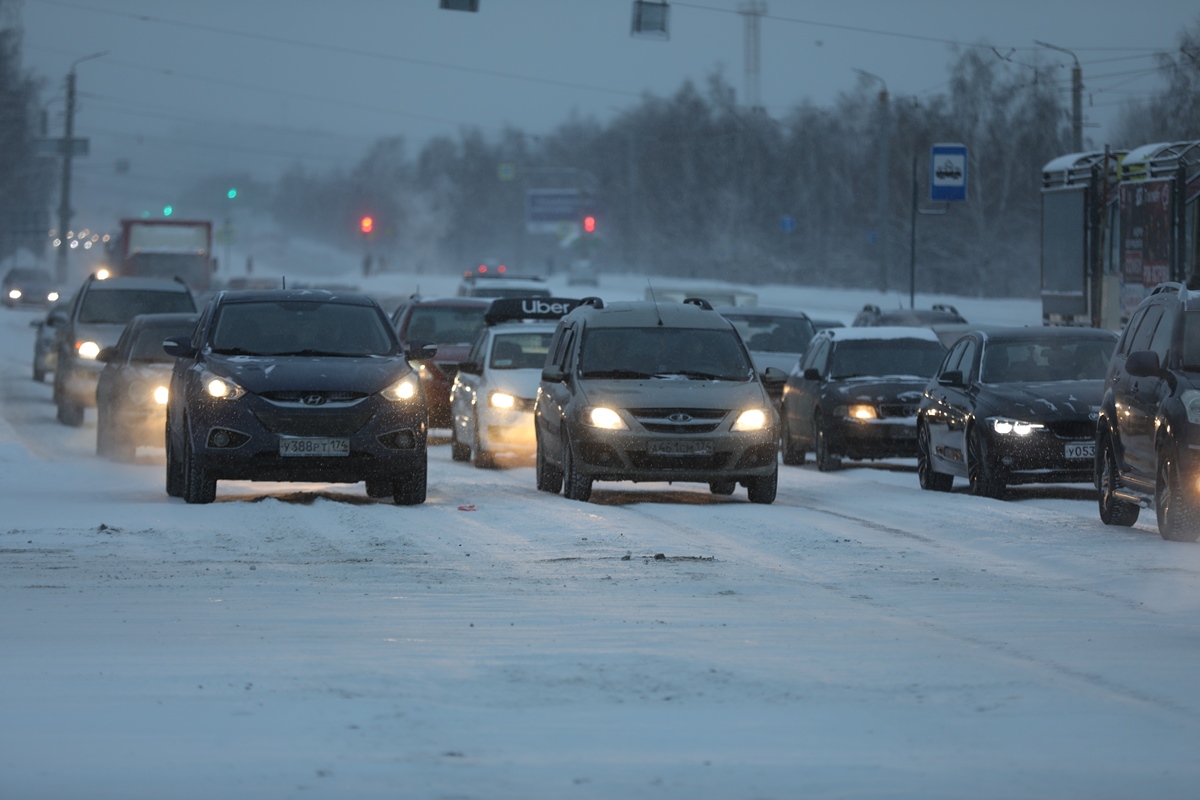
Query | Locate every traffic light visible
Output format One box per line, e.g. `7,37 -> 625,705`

360,216 -> 374,235
163,205 -> 174,217
227,188 -> 238,200
583,215 -> 596,234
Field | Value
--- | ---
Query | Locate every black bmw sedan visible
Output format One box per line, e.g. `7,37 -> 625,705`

916,326 -> 1118,498
163,289 -> 434,505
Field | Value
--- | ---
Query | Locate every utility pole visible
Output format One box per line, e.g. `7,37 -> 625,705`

737,1 -> 766,112
55,52 -> 105,284
1035,40 -> 1083,152
855,69 -> 890,293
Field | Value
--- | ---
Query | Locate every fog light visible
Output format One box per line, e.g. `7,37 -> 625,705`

211,430 -> 231,447
379,429 -> 417,449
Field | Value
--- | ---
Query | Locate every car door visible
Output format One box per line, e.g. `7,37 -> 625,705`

452,330 -> 488,443
534,320 -> 577,466
923,336 -> 975,473
788,338 -> 828,450
1114,305 -> 1165,486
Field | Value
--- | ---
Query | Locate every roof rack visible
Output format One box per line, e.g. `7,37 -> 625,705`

683,297 -> 714,310
577,296 -> 604,310
1149,282 -> 1185,296
932,303 -> 959,314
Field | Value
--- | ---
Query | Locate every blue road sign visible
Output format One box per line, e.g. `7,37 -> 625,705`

930,143 -> 968,202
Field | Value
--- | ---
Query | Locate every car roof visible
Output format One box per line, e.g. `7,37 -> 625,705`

818,325 -> 943,342
970,325 -> 1119,343
214,289 -> 378,305
87,276 -> 193,292
571,300 -> 735,330
713,305 -> 812,319
404,296 -> 492,307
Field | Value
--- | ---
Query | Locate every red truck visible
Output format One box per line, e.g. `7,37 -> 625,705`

113,218 -> 215,292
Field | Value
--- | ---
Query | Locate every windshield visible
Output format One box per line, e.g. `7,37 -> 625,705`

131,323 -> 197,362
210,300 -> 396,357
78,289 -> 196,325
489,331 -> 553,370
981,337 -> 1115,382
405,306 -> 488,345
724,314 -> 815,354
580,327 -> 752,381
829,339 -> 945,379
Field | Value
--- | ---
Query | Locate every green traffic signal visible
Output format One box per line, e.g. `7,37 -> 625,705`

163,205 -> 173,217
227,188 -> 237,200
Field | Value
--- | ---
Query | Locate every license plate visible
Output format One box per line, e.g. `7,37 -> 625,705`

279,437 -> 350,457
648,440 -> 713,456
1064,442 -> 1094,460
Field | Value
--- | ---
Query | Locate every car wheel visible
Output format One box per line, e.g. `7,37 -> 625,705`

95,406 -> 112,457
182,424 -> 217,504
746,465 -> 778,504
56,399 -> 83,427
814,413 -> 841,472
165,420 -> 184,498
450,424 -> 471,462
365,480 -> 392,498
471,414 -> 495,469
535,431 -> 563,493
33,361 -> 45,383
1098,434 -> 1139,527
967,425 -> 1006,499
917,419 -> 953,492
561,435 -> 592,502
709,480 -> 736,496
1156,450 -> 1199,542
393,457 -> 428,506
780,413 -> 806,466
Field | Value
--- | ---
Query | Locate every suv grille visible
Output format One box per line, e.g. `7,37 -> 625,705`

261,390 -> 367,404
1047,420 -> 1094,440
254,409 -> 373,436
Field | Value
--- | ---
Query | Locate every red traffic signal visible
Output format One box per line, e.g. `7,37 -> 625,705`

360,216 -> 374,235
583,215 -> 596,234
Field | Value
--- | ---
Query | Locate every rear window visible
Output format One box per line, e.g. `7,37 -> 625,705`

78,289 -> 196,324
723,314 -> 815,354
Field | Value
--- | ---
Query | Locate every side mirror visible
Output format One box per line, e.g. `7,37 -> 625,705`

407,341 -> 437,361
96,346 -> 116,363
29,319 -> 40,329
760,366 -> 787,388
162,336 -> 196,359
47,311 -> 68,327
457,361 -> 480,376
541,367 -> 567,383
802,367 -> 822,382
937,370 -> 965,387
1124,350 -> 1162,378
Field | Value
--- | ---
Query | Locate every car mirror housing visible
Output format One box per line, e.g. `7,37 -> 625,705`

162,336 -> 196,359
541,367 -> 567,384
760,366 -> 787,388
937,370 -> 965,387
1124,350 -> 1162,378
407,342 -> 437,361
458,361 -> 480,376
802,367 -> 822,382
95,346 -> 116,363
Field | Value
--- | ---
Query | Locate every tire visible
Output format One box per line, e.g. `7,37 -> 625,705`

813,413 -> 841,472
56,399 -> 84,428
365,480 -> 392,498
450,429 -> 470,462
561,435 -> 592,502
1098,434 -> 1139,527
709,480 -> 736,496
1156,451 -> 1199,542
780,413 -> 806,466
33,362 -> 45,383
95,406 -> 113,457
165,421 -> 184,498
471,416 -> 495,469
182,427 -> 216,504
917,419 -> 953,492
746,465 -> 778,504
967,425 -> 1006,499
393,458 -> 428,506
535,432 -> 563,493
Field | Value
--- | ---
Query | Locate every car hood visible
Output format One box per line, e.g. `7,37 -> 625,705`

578,376 -> 770,411
823,377 -> 929,404
976,379 -> 1103,420
205,354 -> 410,395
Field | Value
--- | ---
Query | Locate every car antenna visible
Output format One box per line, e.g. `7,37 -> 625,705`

646,280 -> 664,326
281,276 -> 286,289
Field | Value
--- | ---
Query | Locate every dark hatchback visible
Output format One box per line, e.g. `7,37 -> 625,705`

917,326 -> 1117,498
164,290 -> 433,504
391,296 -> 491,428
780,326 -> 946,470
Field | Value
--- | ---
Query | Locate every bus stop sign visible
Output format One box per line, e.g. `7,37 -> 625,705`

930,143 -> 968,202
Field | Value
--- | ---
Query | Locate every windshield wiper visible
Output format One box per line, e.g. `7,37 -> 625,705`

270,349 -> 352,357
582,368 -> 655,379
664,370 -> 735,381
211,347 -> 259,356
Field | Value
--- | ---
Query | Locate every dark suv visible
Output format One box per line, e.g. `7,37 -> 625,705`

391,296 -> 490,427
534,297 -> 785,504
53,274 -> 198,426
1097,282 -> 1200,541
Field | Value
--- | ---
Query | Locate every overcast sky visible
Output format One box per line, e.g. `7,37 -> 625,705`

16,0 -> 1200,219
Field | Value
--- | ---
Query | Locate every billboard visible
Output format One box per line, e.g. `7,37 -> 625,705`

1119,179 -> 1172,314
525,189 -> 581,235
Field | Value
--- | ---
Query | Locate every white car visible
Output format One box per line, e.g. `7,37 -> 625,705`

449,299 -> 575,468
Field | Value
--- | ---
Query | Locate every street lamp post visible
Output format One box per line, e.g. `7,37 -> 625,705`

55,51 -> 106,284
1035,40 -> 1083,152
854,69 -> 891,292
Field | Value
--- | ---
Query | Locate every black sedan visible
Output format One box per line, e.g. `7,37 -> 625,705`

3,267 -> 59,309
916,326 -> 1118,498
780,327 -> 947,471
163,290 -> 434,504
96,312 -> 199,461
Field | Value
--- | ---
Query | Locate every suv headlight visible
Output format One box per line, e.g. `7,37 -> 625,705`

382,376 -> 421,402
732,408 -> 769,431
489,391 -> 516,409
201,370 -> 245,400
842,404 -> 878,420
76,340 -> 101,359
587,406 -> 628,430
990,417 -> 1043,436
1181,390 -> 1200,424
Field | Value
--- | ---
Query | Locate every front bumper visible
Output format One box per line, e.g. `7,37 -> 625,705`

829,417 -> 919,460
569,425 -> 778,484
985,428 -> 1095,485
